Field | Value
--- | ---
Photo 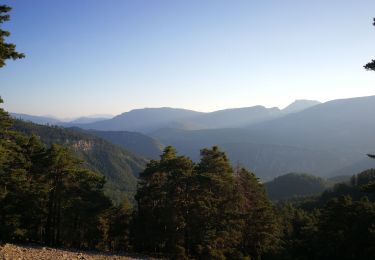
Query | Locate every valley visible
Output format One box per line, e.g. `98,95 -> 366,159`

12,96 -> 375,181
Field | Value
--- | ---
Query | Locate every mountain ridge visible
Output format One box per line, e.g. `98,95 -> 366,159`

10,99 -> 320,132
152,95 -> 375,179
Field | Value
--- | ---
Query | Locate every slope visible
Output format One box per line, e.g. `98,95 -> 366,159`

88,130 -> 164,159
12,120 -> 147,204
264,173 -> 330,201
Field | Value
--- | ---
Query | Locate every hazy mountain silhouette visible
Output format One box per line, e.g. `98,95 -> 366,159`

152,96 -> 375,179
10,113 -> 62,125
10,96 -> 375,180
76,107 -> 203,132
67,116 -> 112,124
151,127 -> 355,179
74,105 -> 285,132
174,106 -> 281,129
281,99 -> 321,114
10,100 -> 317,132
10,113 -> 112,126
245,95 -> 375,152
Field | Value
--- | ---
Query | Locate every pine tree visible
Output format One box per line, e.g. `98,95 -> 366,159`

133,146 -> 194,258
364,18 -> 375,71
0,5 -> 24,68
316,196 -> 375,260
43,144 -> 111,247
276,203 -> 317,260
189,146 -> 239,259
102,198 -> 133,251
235,168 -> 281,259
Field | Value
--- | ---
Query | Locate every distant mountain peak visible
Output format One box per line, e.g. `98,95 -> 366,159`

282,99 -> 321,114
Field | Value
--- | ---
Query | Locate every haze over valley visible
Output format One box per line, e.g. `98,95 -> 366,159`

11,96 -> 375,181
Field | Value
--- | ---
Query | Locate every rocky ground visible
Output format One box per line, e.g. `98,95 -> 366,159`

0,243 -> 153,260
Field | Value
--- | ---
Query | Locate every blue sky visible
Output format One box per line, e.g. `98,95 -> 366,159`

1,0 -> 375,118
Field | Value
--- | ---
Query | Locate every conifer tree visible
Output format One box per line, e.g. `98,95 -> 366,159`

43,144 -> 111,247
235,168 -> 281,259
190,146 -> 239,259
0,5 -> 24,68
315,196 -> 375,259
102,198 -> 133,251
364,18 -> 375,71
133,146 -> 194,258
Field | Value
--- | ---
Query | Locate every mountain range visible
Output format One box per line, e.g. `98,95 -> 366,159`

68,99 -> 320,132
11,99 -> 320,132
10,96 -> 375,180
10,113 -> 112,126
152,96 -> 375,179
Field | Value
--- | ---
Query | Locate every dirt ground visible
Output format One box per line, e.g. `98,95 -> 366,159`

0,243 -> 153,260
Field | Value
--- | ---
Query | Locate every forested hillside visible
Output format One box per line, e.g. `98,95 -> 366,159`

265,173 -> 330,200
88,130 -> 163,159
12,120 -> 147,203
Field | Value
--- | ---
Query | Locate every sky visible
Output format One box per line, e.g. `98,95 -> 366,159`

1,0 -> 375,118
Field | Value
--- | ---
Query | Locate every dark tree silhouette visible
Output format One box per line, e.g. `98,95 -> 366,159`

364,18 -> 375,71
0,5 -> 25,68
365,19 -> 375,160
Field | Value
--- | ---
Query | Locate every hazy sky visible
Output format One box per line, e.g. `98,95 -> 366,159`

1,0 -> 375,118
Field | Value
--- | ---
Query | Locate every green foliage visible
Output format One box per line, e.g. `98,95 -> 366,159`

12,120 -> 147,204
314,196 -> 375,259
295,169 -> 375,211
190,146 -> 239,258
133,146 -> 280,259
351,168 -> 375,186
0,5 -> 25,67
101,199 -> 134,251
0,99 -> 112,248
276,203 -> 317,260
236,169 -> 281,259
274,169 -> 375,260
265,173 -> 329,201
133,146 -> 195,258
41,144 -> 111,247
2,106 -> 375,259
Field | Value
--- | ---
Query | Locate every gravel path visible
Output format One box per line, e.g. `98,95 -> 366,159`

0,244 -> 152,260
